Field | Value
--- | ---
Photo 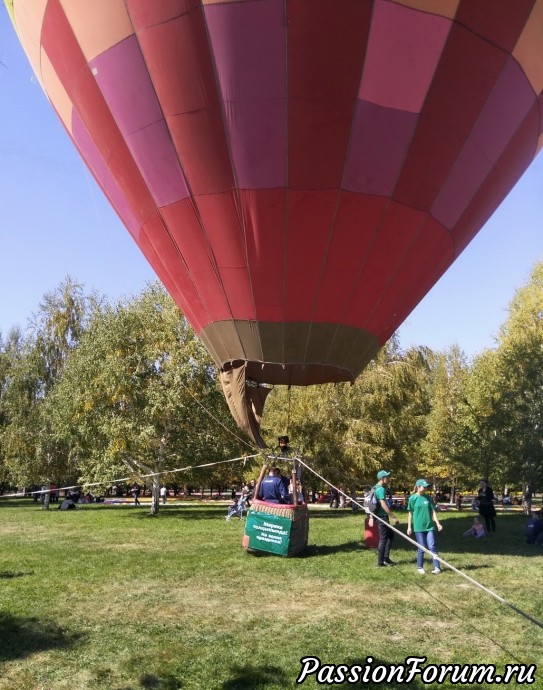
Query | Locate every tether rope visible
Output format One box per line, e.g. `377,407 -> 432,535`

296,456 -> 543,633
0,453 -> 262,500
405,566 -> 529,666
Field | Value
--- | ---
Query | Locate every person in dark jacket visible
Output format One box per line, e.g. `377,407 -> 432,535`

369,470 -> 401,567
132,483 -> 141,507
277,435 -> 292,457
329,487 -> 340,509
523,484 -> 533,515
257,467 -> 288,504
525,511 -> 543,545
477,479 -> 496,533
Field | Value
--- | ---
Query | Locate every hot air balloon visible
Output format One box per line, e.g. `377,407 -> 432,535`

6,0 -> 543,447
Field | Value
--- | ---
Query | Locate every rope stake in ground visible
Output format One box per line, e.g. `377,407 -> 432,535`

296,457 -> 543,633
0,453 -> 263,500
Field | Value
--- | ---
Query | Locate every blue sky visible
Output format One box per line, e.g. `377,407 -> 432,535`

2,8 -> 543,358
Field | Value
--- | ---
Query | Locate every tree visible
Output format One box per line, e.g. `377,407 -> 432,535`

454,348 -> 507,486
1,279 -> 89,505
342,340 -> 433,487
30,276 -> 90,388
0,328 -> 24,487
421,345 -> 470,493
261,338 -> 433,492
261,381 -> 353,492
489,262 -> 543,489
51,284 -> 242,514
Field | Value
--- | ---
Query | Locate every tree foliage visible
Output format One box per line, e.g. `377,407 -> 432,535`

50,283 -> 243,513
420,345 -> 470,486
490,263 -> 543,487
3,259 -> 543,503
1,278 -> 88,502
262,338 -> 433,491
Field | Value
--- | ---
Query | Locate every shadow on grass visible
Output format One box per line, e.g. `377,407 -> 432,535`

0,612 -> 83,663
308,508 -> 362,519
221,663 -> 287,689
0,499 -> 40,509
301,540 -> 363,557
113,505 -> 362,522
242,540 -> 363,558
0,570 -> 33,579
381,513 -> 542,559
374,556 -> 493,572
341,657 -> 490,690
91,504 -> 228,521
138,672 -> 182,689
132,507 -> 227,521
458,563 -> 492,572
111,675 -> 182,690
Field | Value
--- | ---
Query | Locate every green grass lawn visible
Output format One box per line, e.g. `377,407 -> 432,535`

0,500 -> 541,689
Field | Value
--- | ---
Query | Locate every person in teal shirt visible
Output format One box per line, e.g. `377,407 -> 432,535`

369,470 -> 400,566
407,479 -> 443,574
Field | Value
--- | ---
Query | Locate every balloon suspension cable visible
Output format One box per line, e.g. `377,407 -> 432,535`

0,453 -> 263,501
295,456 -> 543,634
286,385 -> 291,437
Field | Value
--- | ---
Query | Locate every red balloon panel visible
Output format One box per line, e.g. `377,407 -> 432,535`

8,0 -> 543,392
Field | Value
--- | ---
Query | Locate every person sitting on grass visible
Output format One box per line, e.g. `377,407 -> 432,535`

225,497 -> 241,521
463,516 -> 486,538
525,511 -> 543,545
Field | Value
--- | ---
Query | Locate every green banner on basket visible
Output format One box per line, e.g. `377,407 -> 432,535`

246,511 -> 292,556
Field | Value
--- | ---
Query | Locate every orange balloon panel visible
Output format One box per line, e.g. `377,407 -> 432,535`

7,0 -> 543,442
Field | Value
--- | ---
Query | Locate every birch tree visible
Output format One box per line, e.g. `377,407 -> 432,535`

2,279 -> 88,505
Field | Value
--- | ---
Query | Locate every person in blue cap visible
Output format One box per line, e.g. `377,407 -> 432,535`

369,470 -> 400,567
407,479 -> 443,574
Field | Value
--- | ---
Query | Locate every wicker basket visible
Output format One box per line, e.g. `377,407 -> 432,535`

243,500 -> 309,556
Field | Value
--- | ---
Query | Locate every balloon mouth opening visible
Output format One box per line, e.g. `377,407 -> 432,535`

221,359 -> 356,387
200,320 -> 381,387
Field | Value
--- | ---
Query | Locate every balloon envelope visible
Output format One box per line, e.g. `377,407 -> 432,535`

7,0 -> 543,444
